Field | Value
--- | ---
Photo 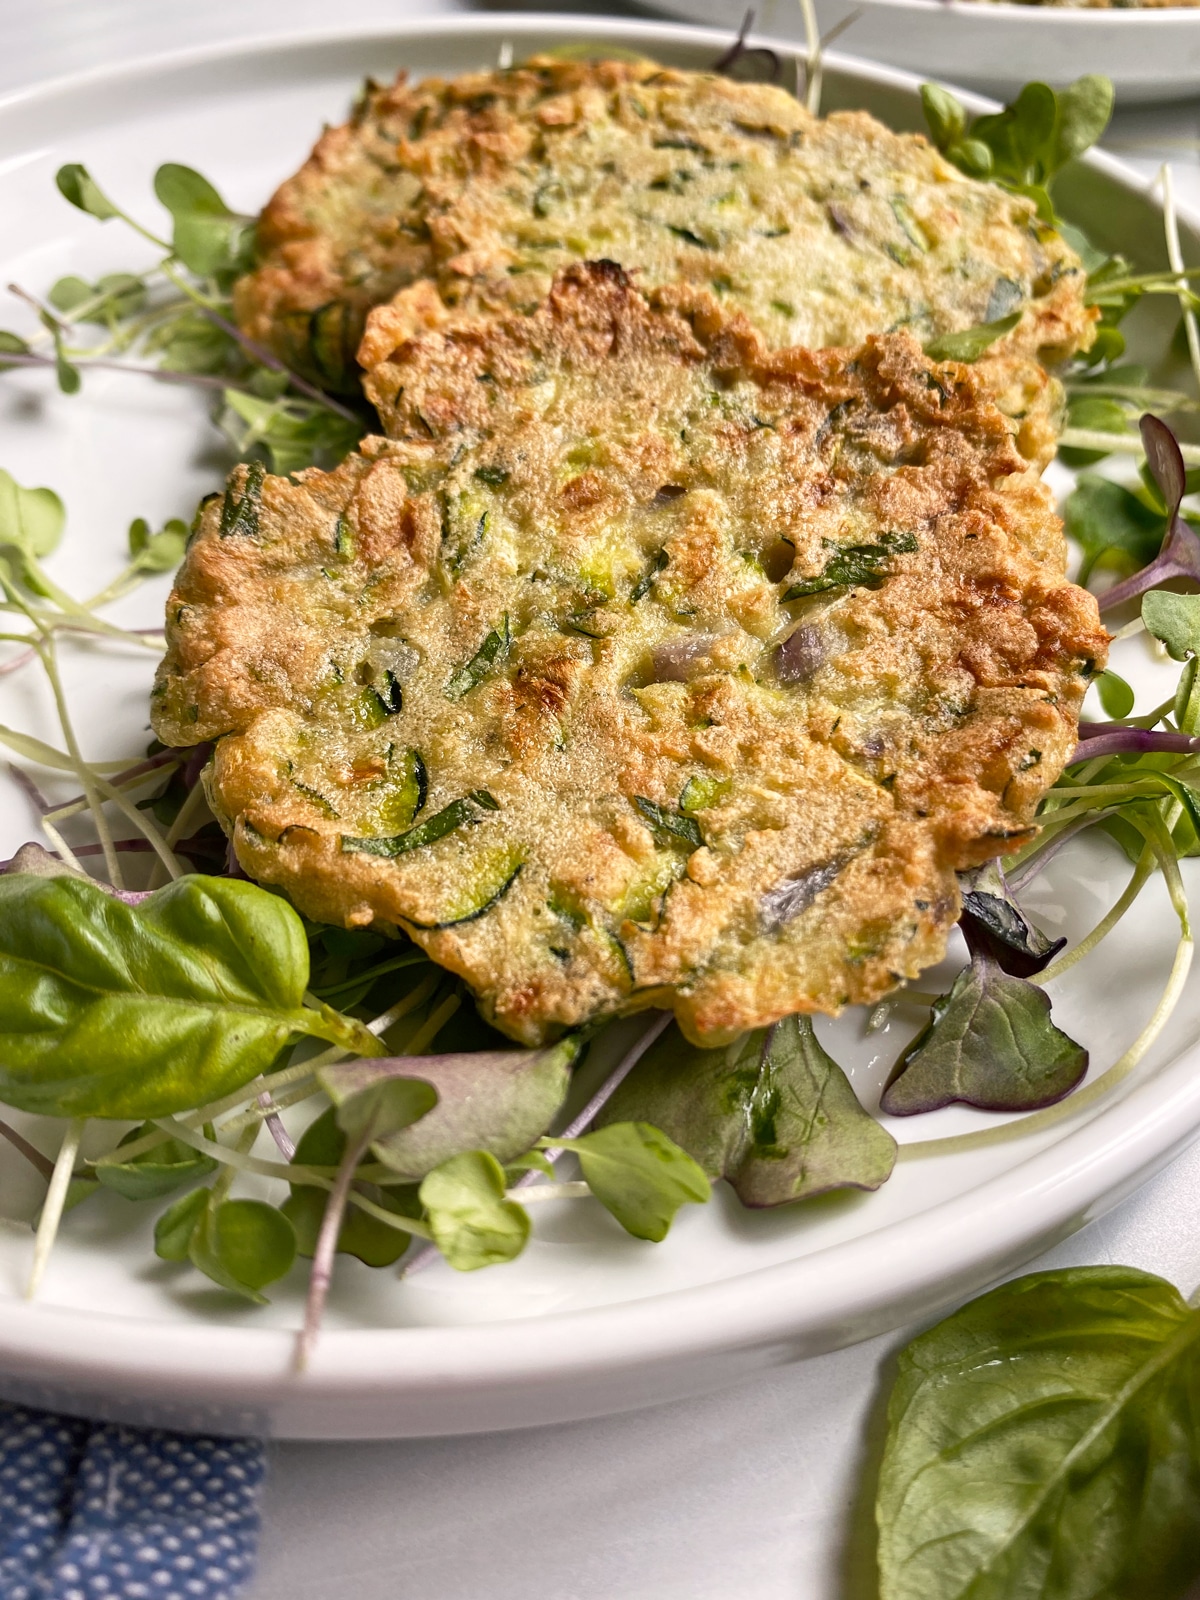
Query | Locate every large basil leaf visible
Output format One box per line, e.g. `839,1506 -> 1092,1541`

0,873 -> 350,1118
319,1039 -> 576,1181
877,1267 -> 1200,1600
599,1015 -> 896,1207
881,949 -> 1087,1115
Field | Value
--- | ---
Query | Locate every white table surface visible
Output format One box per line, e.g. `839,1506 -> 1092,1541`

4,5 -> 1200,1596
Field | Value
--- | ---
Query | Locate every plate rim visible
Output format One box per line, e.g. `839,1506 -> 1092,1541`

0,11 -> 1196,1436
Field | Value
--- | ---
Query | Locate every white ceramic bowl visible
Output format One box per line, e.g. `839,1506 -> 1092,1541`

0,16 -> 1197,1439
648,0 -> 1200,104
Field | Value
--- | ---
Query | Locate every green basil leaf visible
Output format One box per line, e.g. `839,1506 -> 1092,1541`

0,469 -> 65,562
784,532 -> 917,598
924,312 -> 1021,364
881,950 -> 1088,1115
876,1266 -> 1200,1600
0,873 -> 338,1119
1062,394 -> 1132,466
281,1107 -> 418,1267
1143,591 -> 1200,661
153,163 -> 249,279
55,163 -> 120,221
154,1187 -> 209,1261
188,1197 -> 296,1302
554,1122 -> 710,1242
633,796 -> 703,850
95,1122 -> 217,1201
444,615 -> 512,700
321,1038 -> 576,1181
600,1015 -> 896,1207
419,1150 -> 530,1270
1062,475 -> 1165,583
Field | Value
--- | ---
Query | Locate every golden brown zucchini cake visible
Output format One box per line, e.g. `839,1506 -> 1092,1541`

234,57 -> 1093,467
157,265 -> 1107,1045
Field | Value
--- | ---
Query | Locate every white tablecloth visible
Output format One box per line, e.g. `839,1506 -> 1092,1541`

4,7 -> 1200,1595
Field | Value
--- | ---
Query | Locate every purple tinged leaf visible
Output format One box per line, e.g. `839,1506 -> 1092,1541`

775,623 -> 827,684
880,949 -> 1088,1116
957,861 -> 1066,977
760,855 -> 845,932
1098,414 -> 1200,613
1097,515 -> 1200,613
597,1015 -> 896,1208
1142,413 -> 1186,525
649,634 -> 723,683
318,1038 -> 577,1181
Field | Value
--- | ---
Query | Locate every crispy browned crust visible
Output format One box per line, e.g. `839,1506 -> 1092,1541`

235,56 -> 1095,462
159,265 -> 1107,1044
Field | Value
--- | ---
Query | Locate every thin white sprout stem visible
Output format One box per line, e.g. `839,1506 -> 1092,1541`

1059,426 -> 1200,464
39,637 -> 122,887
509,1181 -> 591,1203
1037,853 -> 1156,983
91,771 -> 183,881
37,820 -> 87,875
26,1118 -> 84,1299
0,723 -> 144,775
797,0 -> 823,113
43,759 -> 181,825
401,993 -> 460,1056
399,1009 -> 676,1281
548,1010 -> 675,1149
145,776 -> 210,890
1161,163 -> 1200,400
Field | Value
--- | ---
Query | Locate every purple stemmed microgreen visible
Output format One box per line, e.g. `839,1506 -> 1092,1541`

297,1075 -> 437,1369
1097,414 -> 1200,613
1070,725 -> 1200,763
712,10 -> 782,82
398,1012 -> 673,1279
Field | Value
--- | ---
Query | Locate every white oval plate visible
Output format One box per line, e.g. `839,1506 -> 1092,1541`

648,0 -> 1200,105
0,16 -> 1197,1440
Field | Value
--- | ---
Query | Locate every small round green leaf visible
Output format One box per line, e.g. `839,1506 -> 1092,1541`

55,163 -> 119,221
187,1199 -> 296,1298
420,1150 -> 530,1271
154,1187 -> 208,1262
1096,669 -> 1135,720
558,1123 -> 711,1242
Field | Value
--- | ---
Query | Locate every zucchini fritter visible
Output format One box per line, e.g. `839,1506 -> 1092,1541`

157,264 -> 1107,1045
234,58 -> 1092,467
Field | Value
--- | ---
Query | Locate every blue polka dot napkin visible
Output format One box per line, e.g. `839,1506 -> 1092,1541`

0,1403 -> 264,1600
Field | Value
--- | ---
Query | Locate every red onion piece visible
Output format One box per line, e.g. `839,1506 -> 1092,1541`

650,634 -> 722,682
760,857 -> 844,932
776,624 -> 826,684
